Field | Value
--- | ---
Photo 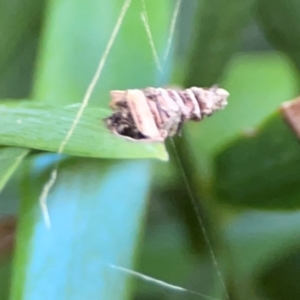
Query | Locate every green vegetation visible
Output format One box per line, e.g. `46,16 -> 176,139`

1,0 -> 300,299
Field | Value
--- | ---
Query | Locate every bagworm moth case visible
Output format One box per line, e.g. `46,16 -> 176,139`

105,86 -> 229,142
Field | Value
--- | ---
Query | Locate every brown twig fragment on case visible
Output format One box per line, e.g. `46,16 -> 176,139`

104,86 -> 229,142
281,97 -> 300,139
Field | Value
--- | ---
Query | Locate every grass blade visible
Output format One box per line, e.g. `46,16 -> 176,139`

0,102 -> 168,161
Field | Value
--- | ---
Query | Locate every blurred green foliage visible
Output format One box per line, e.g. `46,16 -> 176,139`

0,0 -> 300,300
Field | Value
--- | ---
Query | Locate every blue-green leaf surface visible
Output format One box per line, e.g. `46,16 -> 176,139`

12,156 -> 151,299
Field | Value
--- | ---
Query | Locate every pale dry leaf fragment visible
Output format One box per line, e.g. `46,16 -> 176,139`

281,96 -> 300,138
126,90 -> 162,139
105,86 -> 229,142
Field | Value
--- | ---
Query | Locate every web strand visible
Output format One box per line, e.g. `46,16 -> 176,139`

141,0 -> 163,72
38,0 -> 132,228
169,140 -> 230,300
139,2 -> 230,299
109,264 -> 222,300
163,0 -> 181,63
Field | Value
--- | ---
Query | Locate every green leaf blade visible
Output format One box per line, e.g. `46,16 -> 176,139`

0,102 -> 168,161
214,113 -> 300,209
185,0 -> 254,87
256,0 -> 300,72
